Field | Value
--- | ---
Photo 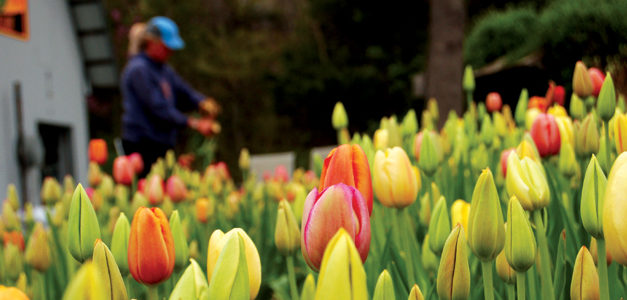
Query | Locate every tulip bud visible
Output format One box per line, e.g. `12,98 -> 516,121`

480,115 -> 495,146
516,138 -> 540,162
110,212 -> 130,275
301,273 -> 316,300
145,174 -> 164,205
129,207 -> 175,284
169,210 -> 189,271
62,262 -> 106,300
570,247 -> 600,300
402,109 -> 418,137
581,155 -> 607,239
597,73 -> 616,122
428,196 -> 451,255
128,152 -> 144,174
332,102 -> 348,130
0,285 -> 29,300
93,239 -> 127,300
570,94 -> 586,120
41,176 -> 62,205
170,259 -> 209,300
113,156 -> 134,185
451,199 -> 470,231
602,152 -> 627,265
99,175 -> 114,201
619,95 -> 626,113
408,284 -> 425,300
166,175 -> 188,203
515,89 -> 529,127
207,228 -> 261,300
373,147 -> 420,208
558,143 -> 578,177
554,115 -> 574,148
195,197 -> 213,223
573,61 -> 594,98
506,152 -> 550,211
468,168 -> 505,261
373,270 -> 394,300
3,230 -> 24,251
437,224 -> 470,300
530,113 -> 561,157
314,228 -> 368,300
590,237 -> 612,266
68,184 -> 101,262
486,92 -> 502,112
239,148 -> 251,170
25,223 -> 50,272
576,114 -> 600,156
614,113 -> 627,154
4,243 -> 23,281
373,129 -> 389,150
2,201 -> 20,231
496,248 -> 515,285
89,138 -> 108,165
88,162 -> 103,187
505,197 -> 536,272
419,130 -> 439,176
463,65 -> 475,92
275,200 -> 300,256
422,233 -> 439,274
130,191 -> 148,216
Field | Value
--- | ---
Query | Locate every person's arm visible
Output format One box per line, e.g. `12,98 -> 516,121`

127,66 -> 189,127
168,66 -> 206,108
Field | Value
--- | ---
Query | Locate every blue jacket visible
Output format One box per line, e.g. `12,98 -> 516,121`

121,53 -> 205,146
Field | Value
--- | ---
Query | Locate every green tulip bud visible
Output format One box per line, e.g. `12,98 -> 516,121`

480,115 -> 495,146
274,200 -> 300,256
6,184 -> 19,210
170,259 -> 209,300
41,177 -> 62,205
428,99 -> 440,123
515,89 -> 529,127
207,232 -> 251,300
408,284 -> 425,300
402,109 -> 418,137
463,65 -> 475,92
130,191 -> 148,216
93,239 -> 127,300
581,155 -> 607,239
62,262 -> 106,300
558,143 -> 578,177
99,175 -> 115,201
4,243 -> 23,281
67,184 -> 101,262
570,246 -> 600,300
332,102 -> 349,130
170,210 -> 190,270
470,143 -> 489,173
25,223 -> 51,272
419,130 -> 439,176
437,224 -> 470,300
166,150 -> 176,170
421,233 -> 438,274
114,185 -> 129,214
2,201 -> 20,231
301,273 -> 316,300
505,197 -> 536,272
428,196 -> 451,256
110,212 -> 130,275
468,168 -> 505,261
597,73 -> 616,122
618,94 -> 626,113
570,94 -> 586,120
373,270 -> 395,300
575,114 -> 600,156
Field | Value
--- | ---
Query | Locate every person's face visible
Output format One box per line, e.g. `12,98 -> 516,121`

146,39 -> 172,63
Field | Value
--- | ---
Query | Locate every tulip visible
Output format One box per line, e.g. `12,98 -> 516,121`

319,144 -> 373,214
597,73 -> 616,122
93,239 -> 128,300
170,259 -> 209,300
428,99 -> 440,123
332,101 -> 348,130
506,152 -> 550,211
301,184 -> 370,271
614,113 -> 627,153
451,199 -> 470,231
62,262 -> 106,300
500,148 -> 514,176
301,273 -> 316,300
110,213 -> 130,275
515,89 -> 529,127
145,174 -> 164,205
528,96 -> 550,112
88,162 -> 103,187
128,207 -> 175,284
558,143 -> 578,177
239,148 -> 250,170
463,65 -> 475,92
195,197 -> 212,223
0,285 -> 29,300
113,156 -> 134,185
571,95 -> 586,122
504,196 -> 536,273
486,92 -> 502,112
590,237 -> 612,266
570,247 -> 600,300
207,228 -> 261,300
373,147 -> 420,208
589,67 -> 605,98
496,248 -> 515,285
575,114 -> 600,156
468,168 -> 505,261
602,152 -> 627,265
437,224 -> 470,300
170,210 -> 190,270
99,175 -> 114,200
422,234 -> 439,274
418,130 -> 440,176
128,152 -> 144,174
373,270 -> 395,300
373,129 -> 389,150
275,200 -> 300,256
4,243 -> 23,281
573,61 -> 594,98
25,223 -> 50,272
89,138 -> 108,165
581,155 -> 607,239
554,115 -> 574,148
166,175 -> 188,203
314,228 -> 368,300
3,230 -> 24,251
401,109 -> 418,137
525,107 -> 541,130
68,184 -> 101,262
408,284 -> 425,300
41,176 -> 62,205
2,201 -> 19,231
428,196 -> 451,255
530,113 -> 561,157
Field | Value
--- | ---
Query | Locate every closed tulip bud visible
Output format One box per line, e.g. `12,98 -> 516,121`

597,73 -> 616,122
570,94 -> 586,120
573,61 -> 594,98
470,143 -> 489,172
166,175 -> 188,203
530,113 -> 561,157
207,229 -> 261,300
68,184 -> 101,262
554,116 -> 574,147
506,152 -> 550,211
373,129 -> 389,150
319,144 -> 373,214
113,156 -> 134,185
468,168 -> 505,261
408,284 -> 425,300
99,175 -> 114,201
89,138 -> 108,165
619,95 -> 626,113
581,155 -> 607,239
505,197 -> 536,272
130,191 -> 148,216
437,224 -> 470,300
614,113 -> 627,153
589,67 -> 605,97
373,147 -> 420,208
275,200 -> 300,256
145,174 -> 164,205
418,130 -> 439,176
590,237 -> 612,266
110,213 -> 130,275
2,201 -> 20,231
195,197 -> 212,223
3,230 -> 24,251
170,259 -> 209,300
576,114 -> 600,156
463,65 -> 475,92
515,89 -> 529,126
128,207 -> 175,284
373,270 -> 394,300
93,239 -> 127,300
88,162 -> 103,187
570,247 -> 600,300
4,243 -> 22,281
239,148 -> 251,170
62,262 -> 106,300
25,223 -> 50,272
559,143 -> 578,177
314,228 -> 368,300
41,176 -> 61,205
301,184 -> 370,270
169,210 -> 189,271
451,199 -> 470,231
332,101 -> 348,129
301,273 -> 316,300
402,109 -> 418,137
480,115 -> 495,146
486,92 -> 502,112
602,152 -> 627,265
422,234 -> 439,274
189,240 -> 200,260
0,285 -> 29,300
128,152 -> 144,174
516,139 -> 540,162
428,196 -> 451,255
496,248 -> 515,284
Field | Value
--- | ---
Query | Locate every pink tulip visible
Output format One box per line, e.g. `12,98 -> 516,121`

113,156 -> 134,185
530,113 -> 561,157
301,183 -> 370,271
128,152 -> 144,174
166,175 -> 187,203
274,165 -> 289,183
588,67 -> 605,98
145,175 -> 164,205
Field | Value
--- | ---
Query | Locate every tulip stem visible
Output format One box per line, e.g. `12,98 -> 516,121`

516,272 -> 526,300
507,283 -> 515,300
286,255 -> 299,300
532,210 -> 555,299
396,209 -> 416,286
481,260 -> 495,300
147,285 -> 159,300
597,238 -> 610,300
603,120 -> 611,173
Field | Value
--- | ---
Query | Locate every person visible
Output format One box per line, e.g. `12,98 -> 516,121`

120,16 -> 219,177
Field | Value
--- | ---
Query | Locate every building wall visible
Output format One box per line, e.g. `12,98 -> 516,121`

0,0 -> 89,204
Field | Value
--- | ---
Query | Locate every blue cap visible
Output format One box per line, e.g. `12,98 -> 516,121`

146,16 -> 185,50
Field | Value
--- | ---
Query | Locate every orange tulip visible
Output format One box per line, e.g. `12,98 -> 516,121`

195,197 -> 212,223
3,231 -> 24,251
128,207 -> 175,284
0,285 -> 29,300
88,139 -> 108,165
319,144 -> 373,214
113,156 -> 134,185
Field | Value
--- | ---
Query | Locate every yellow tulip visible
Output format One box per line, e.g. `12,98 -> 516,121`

614,113 -> 627,154
373,147 -> 420,208
450,199 -> 470,231
570,247 -> 600,300
603,152 -> 627,265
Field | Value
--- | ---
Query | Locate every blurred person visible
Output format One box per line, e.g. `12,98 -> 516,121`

120,16 -> 220,177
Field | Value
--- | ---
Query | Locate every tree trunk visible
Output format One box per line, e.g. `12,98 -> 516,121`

426,0 -> 465,127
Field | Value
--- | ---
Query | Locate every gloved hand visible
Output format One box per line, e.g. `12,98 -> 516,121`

199,98 -> 220,117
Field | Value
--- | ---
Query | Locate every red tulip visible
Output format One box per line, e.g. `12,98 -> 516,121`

128,152 -> 144,175
530,113 -> 561,157
166,175 -> 187,203
113,156 -> 134,185
545,81 -> 566,106
588,67 -> 605,98
3,231 -> 24,251
500,148 -> 514,176
137,178 -> 146,193
301,184 -> 370,271
128,207 -> 175,284
319,144 -> 373,214
88,139 -> 108,165
528,96 -> 550,112
145,175 -> 164,205
486,92 -> 502,112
